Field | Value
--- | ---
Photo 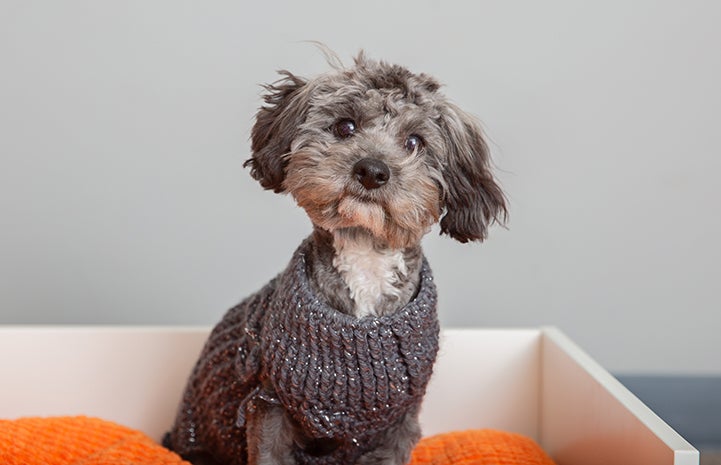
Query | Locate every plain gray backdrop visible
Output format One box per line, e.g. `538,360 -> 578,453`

1,0 -> 719,374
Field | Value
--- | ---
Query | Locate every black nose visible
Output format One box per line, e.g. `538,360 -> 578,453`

352,158 -> 390,190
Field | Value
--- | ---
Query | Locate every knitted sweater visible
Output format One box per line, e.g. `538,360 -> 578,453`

165,238 -> 440,465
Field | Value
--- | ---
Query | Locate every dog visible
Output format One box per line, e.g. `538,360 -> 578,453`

164,52 -> 507,465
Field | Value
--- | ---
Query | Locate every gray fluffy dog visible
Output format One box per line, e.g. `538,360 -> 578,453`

165,52 -> 507,465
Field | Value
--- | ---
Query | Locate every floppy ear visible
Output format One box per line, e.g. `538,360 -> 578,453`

438,104 -> 507,242
244,71 -> 309,193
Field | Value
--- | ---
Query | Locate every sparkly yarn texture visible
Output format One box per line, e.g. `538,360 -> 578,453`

165,238 -> 440,465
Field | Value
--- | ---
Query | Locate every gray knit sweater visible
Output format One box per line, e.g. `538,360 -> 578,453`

165,238 -> 439,465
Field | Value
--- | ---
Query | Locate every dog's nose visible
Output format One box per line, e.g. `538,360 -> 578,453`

353,158 -> 390,190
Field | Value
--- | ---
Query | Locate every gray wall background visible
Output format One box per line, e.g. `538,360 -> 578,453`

1,1 -> 719,374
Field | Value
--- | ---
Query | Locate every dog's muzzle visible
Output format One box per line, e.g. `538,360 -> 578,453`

353,158 -> 390,190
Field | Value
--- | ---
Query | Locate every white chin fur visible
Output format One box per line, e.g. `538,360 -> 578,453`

331,231 -> 407,318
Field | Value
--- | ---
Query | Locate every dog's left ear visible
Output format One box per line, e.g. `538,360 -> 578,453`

245,71 -> 309,193
438,104 -> 507,243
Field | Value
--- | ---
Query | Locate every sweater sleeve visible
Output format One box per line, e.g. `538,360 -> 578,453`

164,280 -> 277,465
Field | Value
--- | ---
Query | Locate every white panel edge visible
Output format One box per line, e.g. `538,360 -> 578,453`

541,326 -> 698,456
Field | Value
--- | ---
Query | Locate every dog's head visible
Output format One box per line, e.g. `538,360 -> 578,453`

245,53 -> 507,248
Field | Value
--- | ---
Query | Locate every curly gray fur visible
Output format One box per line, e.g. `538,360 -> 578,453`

247,52 -> 507,245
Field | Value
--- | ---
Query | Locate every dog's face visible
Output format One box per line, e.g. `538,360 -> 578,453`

246,54 -> 506,248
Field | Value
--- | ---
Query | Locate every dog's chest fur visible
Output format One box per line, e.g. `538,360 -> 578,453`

306,229 -> 422,317
332,232 -> 408,318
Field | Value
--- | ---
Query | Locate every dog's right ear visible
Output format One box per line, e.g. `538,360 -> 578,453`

245,71 -> 309,193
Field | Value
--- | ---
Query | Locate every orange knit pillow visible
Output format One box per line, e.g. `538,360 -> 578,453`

0,416 -> 188,465
410,429 -> 556,465
0,416 -> 555,465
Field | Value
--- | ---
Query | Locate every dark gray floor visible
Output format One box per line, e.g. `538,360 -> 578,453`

618,376 -> 721,451
617,375 -> 721,462
617,375 -> 721,448
701,450 -> 721,465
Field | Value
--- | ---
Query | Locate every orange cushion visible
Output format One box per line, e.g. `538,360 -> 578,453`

0,416 -> 188,465
410,429 -> 556,465
0,416 -> 555,465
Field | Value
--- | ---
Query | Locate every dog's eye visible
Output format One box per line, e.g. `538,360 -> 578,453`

333,119 -> 357,139
404,134 -> 424,153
